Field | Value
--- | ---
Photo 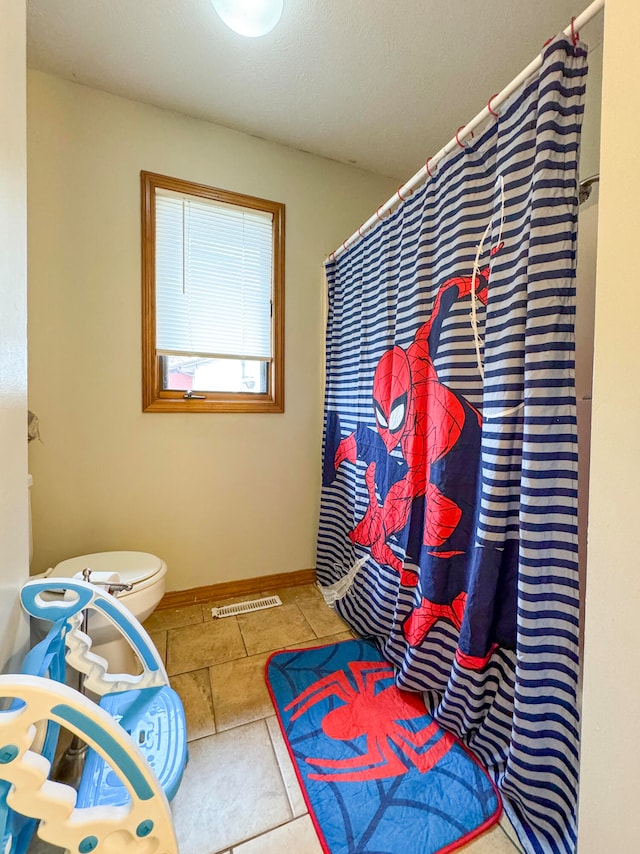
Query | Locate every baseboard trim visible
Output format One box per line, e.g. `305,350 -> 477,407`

157,568 -> 317,610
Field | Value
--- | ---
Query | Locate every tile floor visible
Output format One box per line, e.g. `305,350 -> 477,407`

144,582 -> 524,854
27,582 -> 524,853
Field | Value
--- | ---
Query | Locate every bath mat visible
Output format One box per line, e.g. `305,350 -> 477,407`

266,638 -> 501,854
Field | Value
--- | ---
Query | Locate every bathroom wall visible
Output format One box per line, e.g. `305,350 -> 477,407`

575,31 -> 603,660
0,0 -> 30,668
27,72 -> 397,591
578,0 -> 640,848
575,195 -> 598,660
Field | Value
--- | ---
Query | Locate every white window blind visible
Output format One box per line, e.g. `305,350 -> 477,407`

155,189 -> 273,360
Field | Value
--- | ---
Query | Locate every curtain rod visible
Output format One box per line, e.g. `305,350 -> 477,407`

328,0 -> 605,263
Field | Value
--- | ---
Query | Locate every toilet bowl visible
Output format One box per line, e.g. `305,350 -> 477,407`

36,550 -> 167,675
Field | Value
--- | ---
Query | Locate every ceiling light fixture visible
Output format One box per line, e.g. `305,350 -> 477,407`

211,0 -> 284,38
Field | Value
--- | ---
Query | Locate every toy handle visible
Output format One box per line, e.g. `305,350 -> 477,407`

20,579 -> 167,695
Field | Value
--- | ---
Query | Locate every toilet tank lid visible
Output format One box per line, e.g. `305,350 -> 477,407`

50,551 -> 164,585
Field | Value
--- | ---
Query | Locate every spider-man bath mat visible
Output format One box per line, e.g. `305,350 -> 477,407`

266,639 -> 501,854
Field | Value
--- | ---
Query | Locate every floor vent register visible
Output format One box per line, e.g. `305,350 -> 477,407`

211,595 -> 283,619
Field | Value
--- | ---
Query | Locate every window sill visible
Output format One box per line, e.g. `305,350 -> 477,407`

142,394 -> 284,413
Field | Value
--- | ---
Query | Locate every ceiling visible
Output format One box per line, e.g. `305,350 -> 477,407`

26,0 -> 604,181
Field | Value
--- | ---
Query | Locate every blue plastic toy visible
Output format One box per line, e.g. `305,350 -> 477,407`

0,578 -> 187,853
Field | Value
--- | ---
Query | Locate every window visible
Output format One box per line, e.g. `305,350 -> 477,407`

141,172 -> 285,412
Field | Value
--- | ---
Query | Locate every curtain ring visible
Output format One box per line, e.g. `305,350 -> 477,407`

396,185 -> 409,202
376,206 -> 384,222
358,225 -> 364,237
426,158 -> 434,178
571,16 -> 579,46
342,240 -> 348,252
488,94 -> 500,118
456,126 -> 474,148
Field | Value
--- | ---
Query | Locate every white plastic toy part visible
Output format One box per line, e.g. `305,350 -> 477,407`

20,579 -> 168,697
0,674 -> 178,853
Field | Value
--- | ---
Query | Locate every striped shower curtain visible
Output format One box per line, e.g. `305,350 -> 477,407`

317,36 -> 587,854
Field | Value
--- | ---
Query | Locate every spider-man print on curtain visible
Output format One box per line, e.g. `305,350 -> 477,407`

317,36 -> 588,854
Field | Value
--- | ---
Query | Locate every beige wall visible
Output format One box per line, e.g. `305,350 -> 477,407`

578,0 -> 640,848
575,31 -> 603,650
0,0 -> 30,668
27,72 -> 396,591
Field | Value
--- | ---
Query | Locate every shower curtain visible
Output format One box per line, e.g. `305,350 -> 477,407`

317,35 -> 587,854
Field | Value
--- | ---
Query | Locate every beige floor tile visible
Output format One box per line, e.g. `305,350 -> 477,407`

499,816 -> 525,852
147,628 -> 167,664
170,668 -> 216,741
260,583 -> 323,604
296,595 -> 351,637
210,652 -> 273,731
237,602 -> 316,656
265,715 -> 307,819
143,603 -> 203,632
232,815 -> 323,854
461,823 -> 518,852
171,721 -> 292,854
166,617 -> 246,675
285,631 -> 354,650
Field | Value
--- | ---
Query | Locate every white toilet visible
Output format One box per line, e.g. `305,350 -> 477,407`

28,477 -> 168,674
38,551 -> 167,675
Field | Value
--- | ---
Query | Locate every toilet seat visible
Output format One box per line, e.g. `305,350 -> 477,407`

50,551 -> 165,590
33,551 -> 168,673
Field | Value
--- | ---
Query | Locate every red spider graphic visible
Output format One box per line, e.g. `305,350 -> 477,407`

335,246 -> 501,587
403,591 -> 467,646
284,660 -> 455,782
401,592 -> 496,668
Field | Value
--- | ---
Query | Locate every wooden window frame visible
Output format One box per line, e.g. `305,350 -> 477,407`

141,171 -> 285,413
